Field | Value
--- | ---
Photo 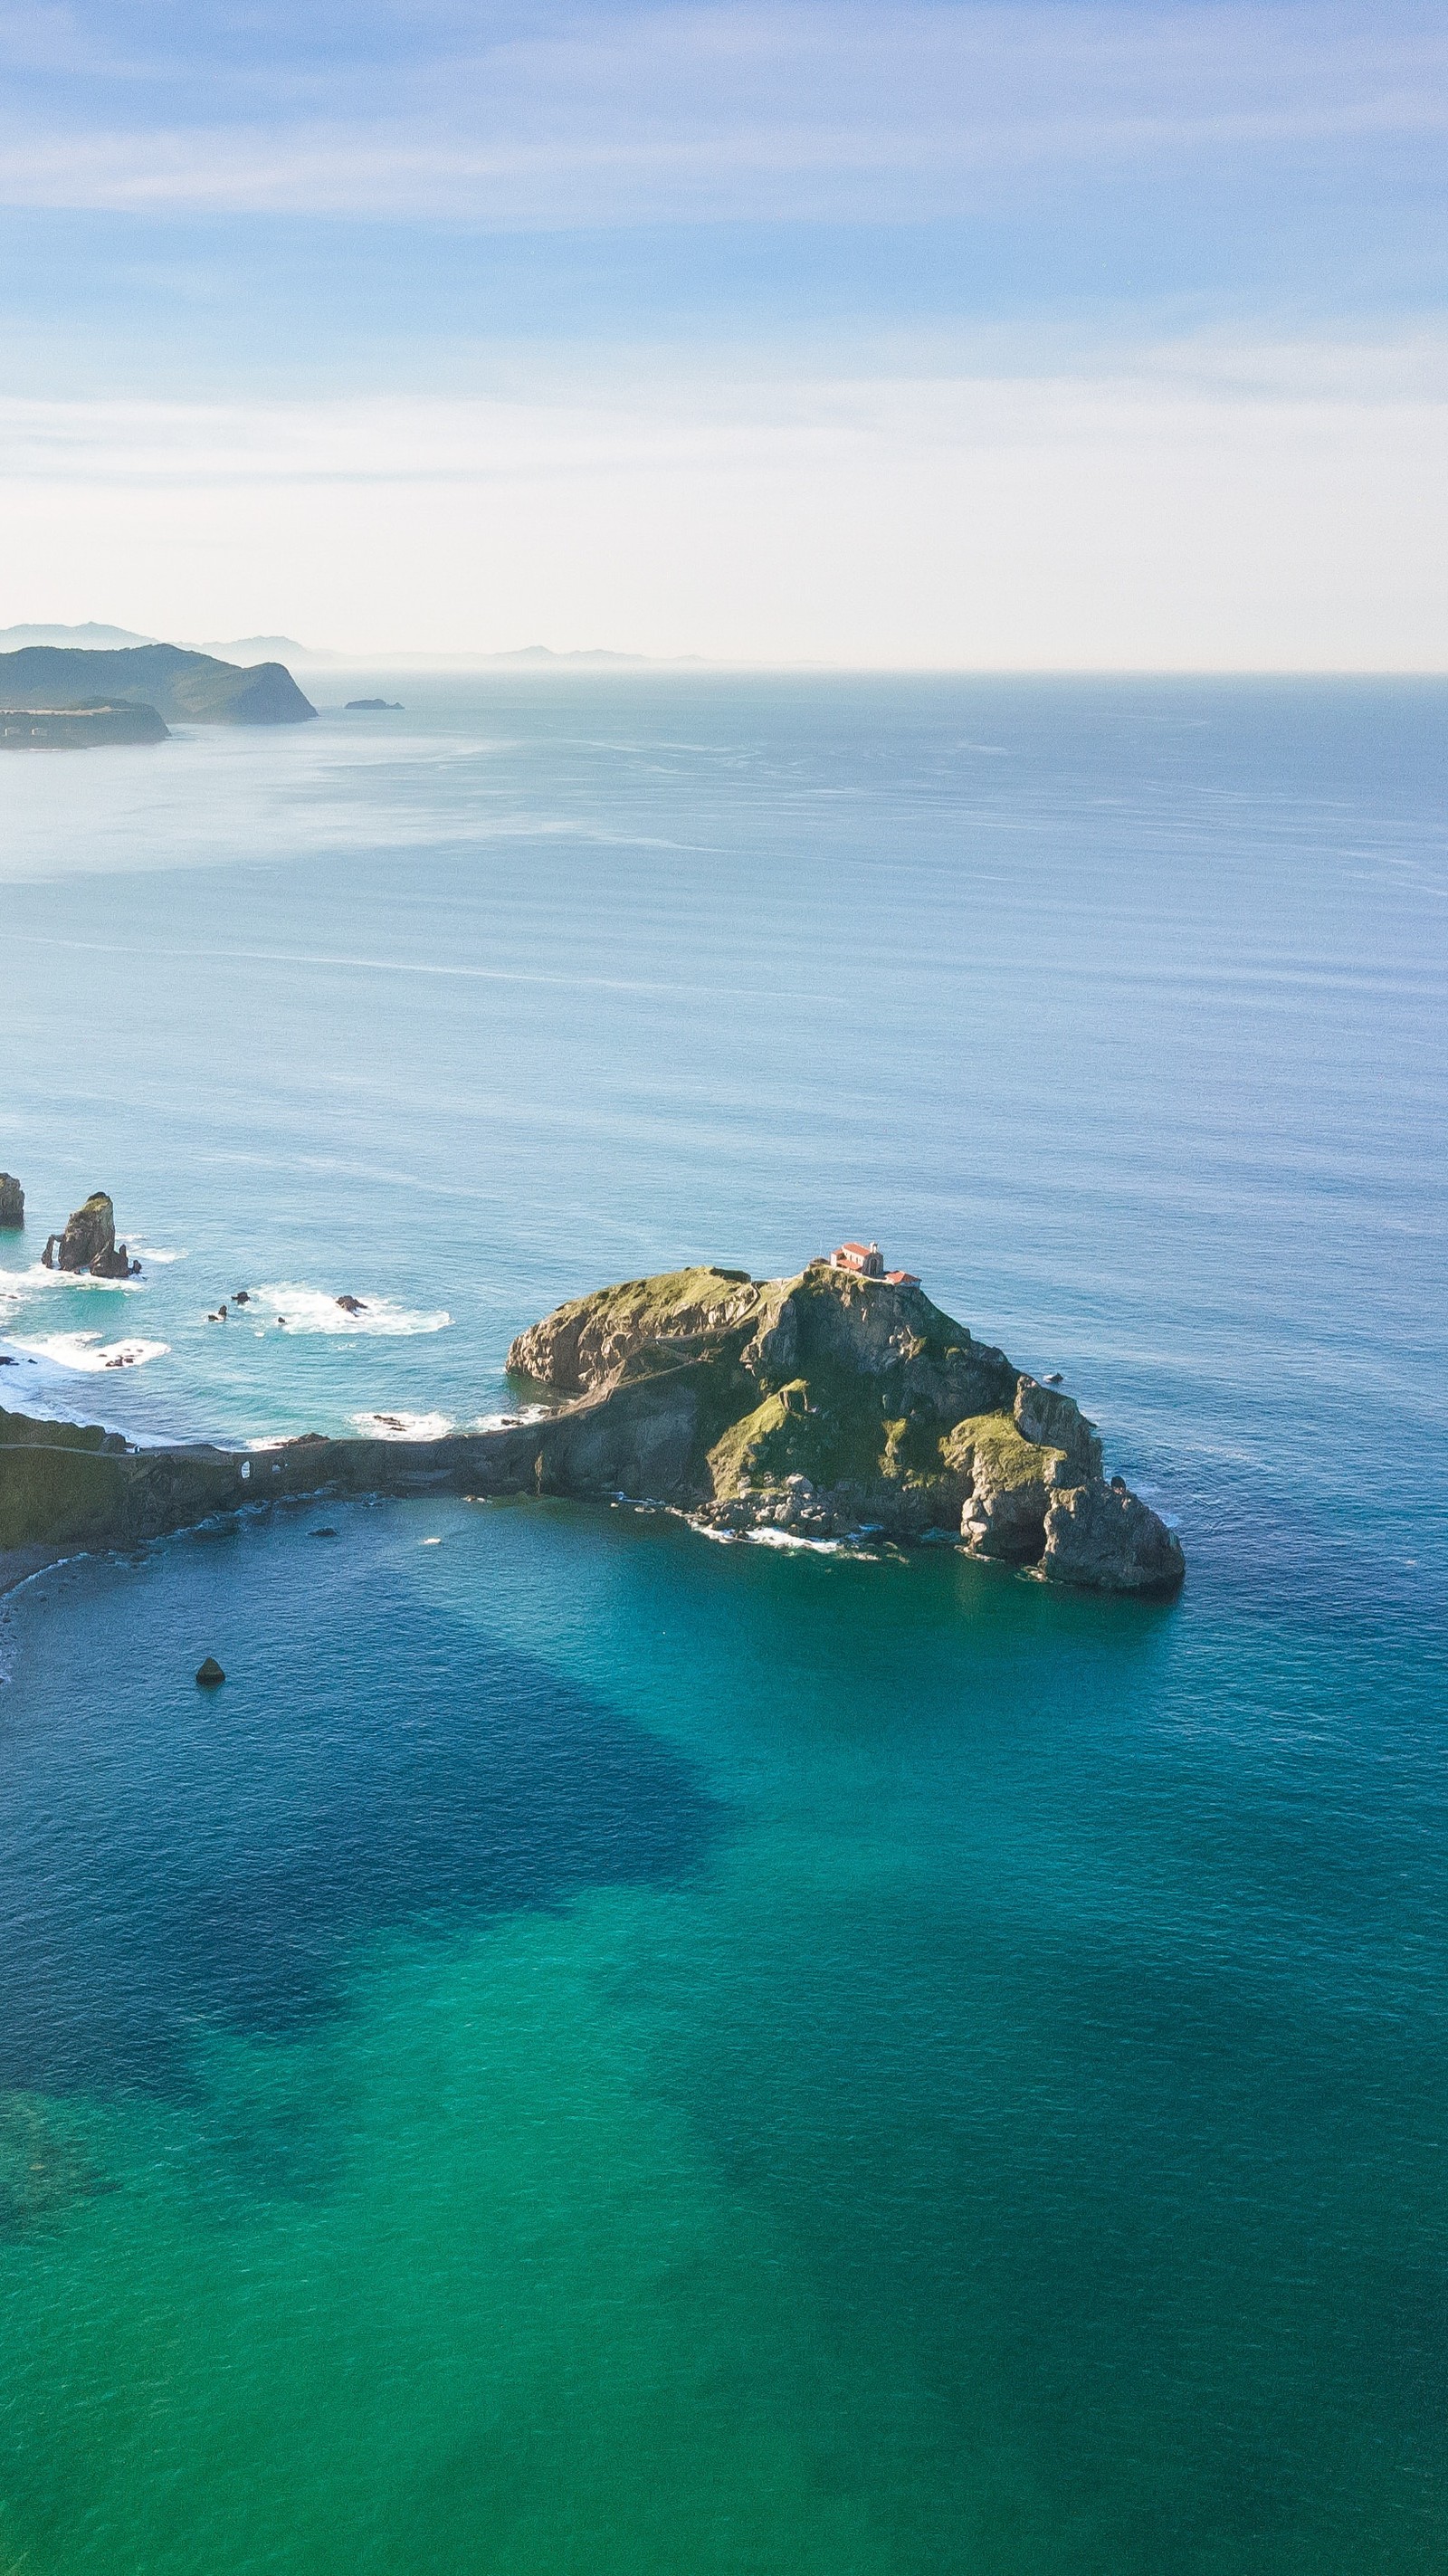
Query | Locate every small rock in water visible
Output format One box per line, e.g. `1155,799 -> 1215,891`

233,1290 -> 251,1305
1045,1372 -> 1063,1385
310,1526 -> 338,1539
195,1656 -> 225,1687
336,1294 -> 367,1314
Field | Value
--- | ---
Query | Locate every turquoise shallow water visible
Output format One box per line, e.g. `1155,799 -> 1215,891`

1,675 -> 1445,2570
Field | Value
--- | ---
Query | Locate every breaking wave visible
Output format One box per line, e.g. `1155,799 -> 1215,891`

5,1331 -> 169,1374
350,1410 -> 457,1442
245,1285 -> 452,1337
0,1263 -> 140,1300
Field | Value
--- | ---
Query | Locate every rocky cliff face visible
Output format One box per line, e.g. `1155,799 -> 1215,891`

509,1263 -> 1184,1595
42,1192 -> 139,1279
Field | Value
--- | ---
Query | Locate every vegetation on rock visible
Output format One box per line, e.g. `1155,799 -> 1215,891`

509,1263 -> 1183,1591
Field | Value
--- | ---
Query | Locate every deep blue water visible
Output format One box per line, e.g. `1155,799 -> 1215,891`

0,674 -> 1444,2572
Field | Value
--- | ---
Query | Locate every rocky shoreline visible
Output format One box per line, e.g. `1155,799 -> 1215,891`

0,1262 -> 1184,1599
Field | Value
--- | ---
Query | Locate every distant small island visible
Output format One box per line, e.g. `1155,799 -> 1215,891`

345,698 -> 404,711
0,1255 -> 1184,1598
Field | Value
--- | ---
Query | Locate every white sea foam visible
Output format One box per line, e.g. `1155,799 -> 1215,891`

686,1513 -> 875,1558
0,1262 -> 140,1297
249,1284 -> 452,1336
745,1527 -> 850,1555
351,1409 -> 456,1441
7,1331 -> 169,1374
130,1245 -> 186,1264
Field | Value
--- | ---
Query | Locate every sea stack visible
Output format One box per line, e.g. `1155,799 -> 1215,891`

42,1192 -> 140,1279
0,1173 -> 23,1227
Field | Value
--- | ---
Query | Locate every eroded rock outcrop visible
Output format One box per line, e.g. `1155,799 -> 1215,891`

42,1192 -> 139,1279
507,1263 -> 1183,1594
0,1173 -> 22,1227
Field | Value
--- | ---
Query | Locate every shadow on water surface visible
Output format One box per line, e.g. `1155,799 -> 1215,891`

0,1504 -> 721,2097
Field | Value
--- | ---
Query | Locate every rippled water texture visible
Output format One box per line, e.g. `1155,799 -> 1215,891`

1,676 -> 1445,2571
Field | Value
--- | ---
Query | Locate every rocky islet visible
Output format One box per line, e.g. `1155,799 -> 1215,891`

508,1263 -> 1184,1592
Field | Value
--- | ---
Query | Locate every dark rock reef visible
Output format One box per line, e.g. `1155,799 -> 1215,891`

0,1264 -> 1183,1600
42,1192 -> 140,1280
0,1174 -> 22,1228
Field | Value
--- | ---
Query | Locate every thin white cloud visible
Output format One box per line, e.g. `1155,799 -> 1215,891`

2,332 -> 1443,667
0,3 -> 1443,216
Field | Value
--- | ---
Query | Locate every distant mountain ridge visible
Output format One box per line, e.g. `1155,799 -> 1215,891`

190,635 -> 343,667
0,622 -> 156,650
0,644 -> 316,726
0,625 -> 683,672
0,624 -> 340,667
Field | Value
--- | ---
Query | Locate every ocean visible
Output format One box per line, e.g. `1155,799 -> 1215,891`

1,673 -> 1445,2571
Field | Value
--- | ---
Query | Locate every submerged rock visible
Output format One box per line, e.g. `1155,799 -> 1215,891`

42,1192 -> 139,1279
0,1173 -> 23,1228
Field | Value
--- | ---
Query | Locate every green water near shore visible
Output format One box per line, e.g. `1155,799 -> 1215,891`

2,1493 -> 1443,2573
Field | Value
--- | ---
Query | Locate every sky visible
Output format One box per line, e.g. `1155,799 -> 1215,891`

1,0 -> 1445,664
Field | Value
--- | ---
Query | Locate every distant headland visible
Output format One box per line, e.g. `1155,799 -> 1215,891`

0,1246 -> 1184,1599
0,701 -> 169,749
0,644 -> 315,743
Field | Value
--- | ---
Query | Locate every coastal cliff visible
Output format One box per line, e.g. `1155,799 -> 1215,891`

0,644 -> 315,727
0,1264 -> 1183,1598
509,1264 -> 1183,1591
